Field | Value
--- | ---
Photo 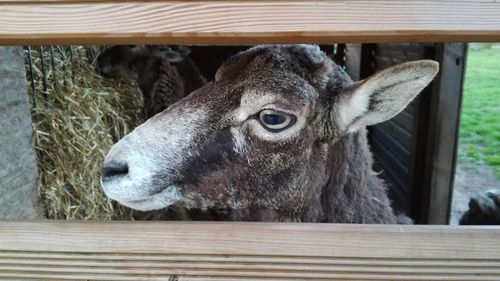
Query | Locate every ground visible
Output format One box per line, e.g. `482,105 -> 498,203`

450,45 -> 500,224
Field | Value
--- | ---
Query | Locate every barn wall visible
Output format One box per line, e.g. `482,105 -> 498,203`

0,46 -> 43,219
368,43 -> 433,215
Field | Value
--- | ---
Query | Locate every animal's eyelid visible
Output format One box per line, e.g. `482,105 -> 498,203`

260,104 -> 296,116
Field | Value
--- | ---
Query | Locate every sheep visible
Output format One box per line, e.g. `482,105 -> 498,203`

460,190 -> 500,225
101,45 -> 438,223
98,45 -> 206,119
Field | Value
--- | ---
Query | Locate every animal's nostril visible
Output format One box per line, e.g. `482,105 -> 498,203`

102,161 -> 129,181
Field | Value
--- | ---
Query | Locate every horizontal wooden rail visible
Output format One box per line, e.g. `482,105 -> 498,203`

0,221 -> 500,280
0,0 -> 500,45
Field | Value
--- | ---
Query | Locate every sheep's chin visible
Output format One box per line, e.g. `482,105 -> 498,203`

113,185 -> 182,211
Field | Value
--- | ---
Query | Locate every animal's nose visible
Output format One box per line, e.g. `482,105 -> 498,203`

102,161 -> 129,182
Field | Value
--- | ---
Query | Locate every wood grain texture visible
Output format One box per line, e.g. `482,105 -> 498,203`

0,0 -> 500,45
1,221 -> 500,280
425,43 -> 467,224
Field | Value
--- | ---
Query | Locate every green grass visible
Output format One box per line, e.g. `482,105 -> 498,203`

458,46 -> 500,178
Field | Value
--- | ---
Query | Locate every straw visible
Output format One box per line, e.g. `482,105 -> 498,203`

26,46 -> 142,220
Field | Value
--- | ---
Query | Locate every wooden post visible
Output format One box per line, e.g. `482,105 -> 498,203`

417,43 -> 468,224
343,44 -> 376,81
0,46 -> 43,219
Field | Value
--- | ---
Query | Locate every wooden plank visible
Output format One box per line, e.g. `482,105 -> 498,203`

375,43 -> 427,60
392,109 -> 414,134
343,44 -> 377,81
0,0 -> 500,45
421,43 -> 467,224
370,126 -> 411,166
1,222 -> 500,280
373,161 -> 410,212
370,137 -> 410,188
344,44 -> 363,81
372,120 -> 413,152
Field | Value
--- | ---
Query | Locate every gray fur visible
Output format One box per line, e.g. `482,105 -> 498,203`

101,45 -> 438,223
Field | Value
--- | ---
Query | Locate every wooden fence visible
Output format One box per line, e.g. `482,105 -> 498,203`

1,222 -> 500,280
1,0 -> 500,280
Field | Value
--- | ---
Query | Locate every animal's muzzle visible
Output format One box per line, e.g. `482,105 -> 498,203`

102,161 -> 129,183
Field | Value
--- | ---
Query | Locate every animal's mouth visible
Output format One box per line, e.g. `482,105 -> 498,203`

116,185 -> 182,211
100,155 -> 179,211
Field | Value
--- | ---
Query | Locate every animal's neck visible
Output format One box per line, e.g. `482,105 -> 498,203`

302,129 -> 397,223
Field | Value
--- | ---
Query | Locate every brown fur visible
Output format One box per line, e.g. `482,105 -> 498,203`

102,45 -> 438,223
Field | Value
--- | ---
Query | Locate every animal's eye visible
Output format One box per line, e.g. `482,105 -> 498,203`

258,109 -> 296,132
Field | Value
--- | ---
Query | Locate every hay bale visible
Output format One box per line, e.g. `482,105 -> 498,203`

26,46 -> 142,220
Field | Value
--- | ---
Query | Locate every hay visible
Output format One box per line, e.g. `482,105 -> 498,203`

26,46 -> 142,220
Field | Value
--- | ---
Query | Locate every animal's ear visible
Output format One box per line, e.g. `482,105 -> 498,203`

331,60 -> 439,134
